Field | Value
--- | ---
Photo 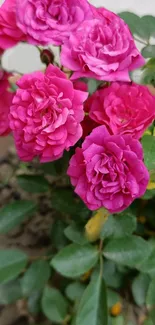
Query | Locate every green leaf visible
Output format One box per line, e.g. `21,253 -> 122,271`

21,260 -> 50,297
107,289 -> 121,308
142,46 -> 155,58
139,250 -> 155,276
64,223 -> 88,245
149,309 -> 155,322
65,282 -> 86,302
0,249 -> 28,284
119,12 -> 149,40
88,79 -> 101,95
50,219 -> 68,250
51,244 -> 99,278
40,162 -> 57,176
41,286 -> 68,323
0,280 -> 22,305
0,200 -> 36,234
76,276 -> 108,325
146,277 -> 155,306
17,174 -> 49,193
103,236 -> 150,268
140,16 -> 155,38
52,188 -> 90,219
143,318 -> 154,325
142,136 -> 155,171
102,261 -> 123,289
111,316 -> 124,325
101,213 -> 136,239
28,291 -> 41,315
132,273 -> 150,306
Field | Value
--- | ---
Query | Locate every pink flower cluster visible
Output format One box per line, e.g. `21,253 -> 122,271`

0,0 -> 154,213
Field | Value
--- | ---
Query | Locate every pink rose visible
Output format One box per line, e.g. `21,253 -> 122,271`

89,82 -> 155,139
61,17 -> 145,82
0,0 -> 26,50
67,126 -> 149,213
16,0 -> 93,46
0,71 -> 13,136
9,64 -> 88,163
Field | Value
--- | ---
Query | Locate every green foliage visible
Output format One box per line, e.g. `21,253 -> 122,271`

0,280 -> 22,304
17,174 -> 49,193
0,249 -> 28,284
142,45 -> 155,58
21,260 -> 51,297
142,135 -> 155,171
132,273 -> 150,306
103,236 -> 150,268
51,243 -> 99,278
0,200 -> 36,233
64,223 -> 88,245
76,276 -> 108,325
146,277 -> 155,306
41,286 -> 68,323
65,282 -> 86,302
101,212 -> 136,239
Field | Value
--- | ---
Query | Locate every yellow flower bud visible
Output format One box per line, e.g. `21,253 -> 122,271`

110,302 -> 122,316
147,181 -> 155,190
85,208 -> 109,242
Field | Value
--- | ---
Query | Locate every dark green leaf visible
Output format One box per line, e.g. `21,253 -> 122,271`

0,280 -> 22,305
140,16 -> 155,38
50,219 -> 68,249
64,223 -> 88,245
65,282 -> 86,301
76,276 -> 108,325
21,260 -> 50,296
0,200 -> 36,234
103,236 -> 150,268
107,289 -> 121,308
143,318 -> 154,325
51,244 -> 99,278
102,261 -> 123,289
52,188 -> 90,219
40,162 -> 57,176
17,174 -> 49,193
142,136 -> 155,170
139,250 -> 155,276
132,273 -> 150,306
41,286 -> 68,323
146,277 -> 155,306
0,249 -> 28,284
142,46 -> 155,58
149,309 -> 155,322
28,291 -> 41,315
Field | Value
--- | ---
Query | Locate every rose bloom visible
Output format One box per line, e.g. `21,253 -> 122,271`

9,64 -> 88,163
61,17 -> 145,82
0,71 -> 13,136
89,82 -> 155,139
0,0 -> 25,50
68,126 -> 149,213
16,0 -> 93,46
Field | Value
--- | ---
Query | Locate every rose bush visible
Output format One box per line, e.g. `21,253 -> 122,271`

16,0 -> 93,46
68,126 -> 149,213
88,82 -> 155,139
9,64 -> 88,162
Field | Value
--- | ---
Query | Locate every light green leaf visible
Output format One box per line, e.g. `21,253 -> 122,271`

142,136 -> 155,171
140,16 -> 155,38
140,250 -> 155,276
103,236 -> 150,268
0,249 -> 28,284
76,276 -> 108,325
119,12 -> 149,40
64,223 -> 88,245
0,200 -> 36,234
146,277 -> 155,306
65,282 -> 86,302
142,46 -> 155,58
111,316 -> 124,325
132,273 -> 150,306
0,280 -> 22,305
21,260 -> 50,296
51,244 -> 99,278
41,286 -> 68,323
17,174 -> 49,193
88,79 -> 101,95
